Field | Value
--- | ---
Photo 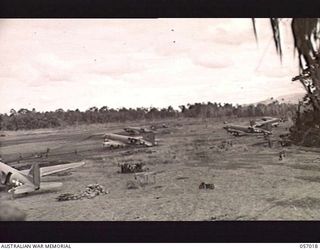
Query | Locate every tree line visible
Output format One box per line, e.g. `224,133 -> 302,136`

0,101 -> 297,131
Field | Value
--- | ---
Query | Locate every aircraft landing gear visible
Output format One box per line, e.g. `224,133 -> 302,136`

8,188 -> 15,200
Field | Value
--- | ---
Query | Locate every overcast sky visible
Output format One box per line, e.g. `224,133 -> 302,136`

0,18 -> 305,113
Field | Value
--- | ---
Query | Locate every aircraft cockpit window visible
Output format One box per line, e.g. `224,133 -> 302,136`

0,171 -> 12,185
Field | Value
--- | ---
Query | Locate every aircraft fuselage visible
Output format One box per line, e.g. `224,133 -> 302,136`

104,133 -> 142,145
0,162 -> 29,188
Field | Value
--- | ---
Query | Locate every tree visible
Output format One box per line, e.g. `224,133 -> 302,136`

253,18 -> 320,146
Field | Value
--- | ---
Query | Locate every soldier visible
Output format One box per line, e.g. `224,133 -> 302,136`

279,150 -> 286,160
46,148 -> 50,158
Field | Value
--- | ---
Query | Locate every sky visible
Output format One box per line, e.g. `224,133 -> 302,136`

0,18 -> 305,113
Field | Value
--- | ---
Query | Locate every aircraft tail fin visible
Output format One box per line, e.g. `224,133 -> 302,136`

27,163 -> 40,190
142,132 -> 156,146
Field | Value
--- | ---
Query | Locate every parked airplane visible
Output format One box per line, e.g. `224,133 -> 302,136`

103,132 -> 156,148
223,124 -> 272,137
0,161 -> 85,197
123,126 -> 153,135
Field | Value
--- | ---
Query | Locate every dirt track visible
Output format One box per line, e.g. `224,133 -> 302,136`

1,118 -> 320,221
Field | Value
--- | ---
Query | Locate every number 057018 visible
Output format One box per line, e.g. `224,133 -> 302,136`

300,244 -> 318,248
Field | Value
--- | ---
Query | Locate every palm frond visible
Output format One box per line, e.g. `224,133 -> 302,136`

252,18 -> 258,42
270,18 -> 282,61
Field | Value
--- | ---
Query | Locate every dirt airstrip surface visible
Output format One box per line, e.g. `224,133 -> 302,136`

1,117 -> 320,221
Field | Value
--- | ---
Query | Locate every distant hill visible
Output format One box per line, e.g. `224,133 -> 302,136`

253,92 -> 305,105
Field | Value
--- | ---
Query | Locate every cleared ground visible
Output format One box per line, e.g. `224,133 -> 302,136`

1,117 -> 320,221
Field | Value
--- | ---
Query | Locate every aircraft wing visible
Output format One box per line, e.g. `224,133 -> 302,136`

255,120 -> 271,127
255,118 -> 280,127
20,162 -> 85,177
40,162 -> 85,177
254,122 -> 264,127
103,140 -> 126,146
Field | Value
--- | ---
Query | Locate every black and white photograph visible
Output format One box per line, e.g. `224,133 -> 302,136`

0,18 -> 320,223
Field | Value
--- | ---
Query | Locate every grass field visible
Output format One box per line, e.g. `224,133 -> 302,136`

1,117 -> 320,221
